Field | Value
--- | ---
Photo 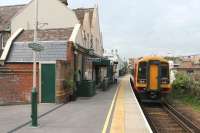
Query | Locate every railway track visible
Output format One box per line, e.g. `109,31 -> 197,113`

142,102 -> 200,133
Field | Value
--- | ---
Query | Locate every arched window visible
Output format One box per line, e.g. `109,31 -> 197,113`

90,35 -> 93,49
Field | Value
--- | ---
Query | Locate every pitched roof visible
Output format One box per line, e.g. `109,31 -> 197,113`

6,41 -> 68,62
73,8 -> 94,26
0,5 -> 24,31
15,28 -> 74,42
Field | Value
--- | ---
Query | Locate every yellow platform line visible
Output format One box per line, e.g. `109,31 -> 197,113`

102,83 -> 121,133
110,80 -> 125,133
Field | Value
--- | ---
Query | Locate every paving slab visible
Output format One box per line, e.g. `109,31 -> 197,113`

110,75 -> 152,133
0,103 -> 61,133
14,84 -> 118,133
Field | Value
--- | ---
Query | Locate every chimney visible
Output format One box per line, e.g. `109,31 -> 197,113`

60,0 -> 68,5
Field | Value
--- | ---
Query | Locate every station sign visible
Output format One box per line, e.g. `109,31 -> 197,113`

87,58 -> 101,62
28,43 -> 44,52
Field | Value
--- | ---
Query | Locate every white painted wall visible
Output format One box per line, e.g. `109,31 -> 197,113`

79,6 -> 103,56
91,6 -> 103,56
81,12 -> 91,48
11,0 -> 79,34
104,49 -> 125,77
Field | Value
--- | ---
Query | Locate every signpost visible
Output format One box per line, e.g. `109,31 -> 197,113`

29,42 -> 44,127
28,43 -> 44,52
29,0 -> 44,127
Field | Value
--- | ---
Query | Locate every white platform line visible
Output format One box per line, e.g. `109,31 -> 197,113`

128,75 -> 153,133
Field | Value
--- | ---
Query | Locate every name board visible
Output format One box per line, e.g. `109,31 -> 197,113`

28,43 -> 44,52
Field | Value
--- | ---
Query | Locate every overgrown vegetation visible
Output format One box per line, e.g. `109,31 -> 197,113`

169,72 -> 200,111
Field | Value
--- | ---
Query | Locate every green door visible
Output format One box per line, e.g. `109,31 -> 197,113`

41,64 -> 55,103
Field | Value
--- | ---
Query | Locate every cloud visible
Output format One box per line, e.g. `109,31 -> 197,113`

100,0 -> 200,57
2,0 -> 200,58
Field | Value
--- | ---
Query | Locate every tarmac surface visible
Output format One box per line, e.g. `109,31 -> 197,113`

1,76 -> 152,133
1,83 -> 118,133
0,103 -> 60,133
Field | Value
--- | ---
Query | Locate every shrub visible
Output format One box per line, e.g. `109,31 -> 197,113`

172,73 -> 191,94
170,72 -> 200,111
172,72 -> 200,97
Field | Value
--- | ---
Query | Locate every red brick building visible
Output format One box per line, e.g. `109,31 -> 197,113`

0,0 -> 106,105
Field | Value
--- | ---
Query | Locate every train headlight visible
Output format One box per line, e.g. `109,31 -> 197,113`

161,78 -> 169,84
138,79 -> 146,84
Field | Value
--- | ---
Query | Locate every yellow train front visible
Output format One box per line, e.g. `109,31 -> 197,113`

133,56 -> 171,101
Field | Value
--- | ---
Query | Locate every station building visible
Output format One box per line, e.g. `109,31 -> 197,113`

0,0 -> 108,105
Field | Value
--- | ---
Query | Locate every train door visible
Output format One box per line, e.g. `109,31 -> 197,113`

149,64 -> 159,90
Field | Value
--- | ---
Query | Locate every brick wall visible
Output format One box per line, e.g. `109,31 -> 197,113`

56,60 -> 73,103
0,41 -> 75,105
0,64 -> 39,105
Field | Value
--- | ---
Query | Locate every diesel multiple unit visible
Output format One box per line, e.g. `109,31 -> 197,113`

131,56 -> 171,100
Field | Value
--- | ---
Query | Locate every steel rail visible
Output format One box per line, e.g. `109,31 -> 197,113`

142,108 -> 159,133
163,102 -> 200,133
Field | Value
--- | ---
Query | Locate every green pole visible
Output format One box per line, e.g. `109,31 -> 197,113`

31,88 -> 38,127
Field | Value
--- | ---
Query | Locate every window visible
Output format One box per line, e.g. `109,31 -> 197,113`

161,64 -> 169,78
87,33 -> 89,48
96,38 -> 98,51
0,33 -> 3,49
83,30 -> 86,47
138,62 -> 147,79
90,35 -> 93,49
187,69 -> 194,74
160,63 -> 170,84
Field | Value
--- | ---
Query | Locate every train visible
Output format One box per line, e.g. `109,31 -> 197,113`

130,56 -> 171,101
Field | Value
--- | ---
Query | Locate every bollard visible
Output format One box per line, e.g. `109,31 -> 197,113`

31,88 -> 38,127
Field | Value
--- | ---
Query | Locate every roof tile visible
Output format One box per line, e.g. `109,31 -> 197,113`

73,8 -> 94,25
0,5 -> 24,31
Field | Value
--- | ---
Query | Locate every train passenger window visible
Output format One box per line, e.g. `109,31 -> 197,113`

138,62 -> 147,79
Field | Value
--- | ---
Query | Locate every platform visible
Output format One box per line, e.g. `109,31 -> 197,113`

2,75 -> 152,133
103,75 -> 152,133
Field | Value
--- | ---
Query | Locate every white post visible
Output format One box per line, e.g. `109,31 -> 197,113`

33,0 -> 38,91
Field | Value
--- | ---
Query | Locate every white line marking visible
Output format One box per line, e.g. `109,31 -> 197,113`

102,83 -> 121,133
129,75 -> 153,133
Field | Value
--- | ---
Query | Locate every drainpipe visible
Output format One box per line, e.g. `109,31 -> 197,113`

73,42 -> 78,100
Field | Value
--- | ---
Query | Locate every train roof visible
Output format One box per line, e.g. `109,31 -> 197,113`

138,56 -> 168,63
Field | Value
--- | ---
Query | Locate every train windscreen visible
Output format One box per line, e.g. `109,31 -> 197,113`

138,62 -> 147,80
160,63 -> 169,84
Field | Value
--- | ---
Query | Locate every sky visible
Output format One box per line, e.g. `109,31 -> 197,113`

1,0 -> 200,58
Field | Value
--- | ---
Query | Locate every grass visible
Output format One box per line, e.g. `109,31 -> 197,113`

169,72 -> 200,112
180,95 -> 200,111
169,91 -> 200,112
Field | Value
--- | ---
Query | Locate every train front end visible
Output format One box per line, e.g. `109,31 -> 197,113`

134,56 -> 171,100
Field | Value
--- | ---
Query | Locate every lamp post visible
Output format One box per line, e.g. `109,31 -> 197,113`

28,0 -> 44,127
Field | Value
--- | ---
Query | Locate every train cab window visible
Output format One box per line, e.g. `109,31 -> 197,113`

160,63 -> 169,84
138,62 -> 147,80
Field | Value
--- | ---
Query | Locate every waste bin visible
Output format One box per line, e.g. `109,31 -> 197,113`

77,80 -> 96,97
102,78 -> 109,91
